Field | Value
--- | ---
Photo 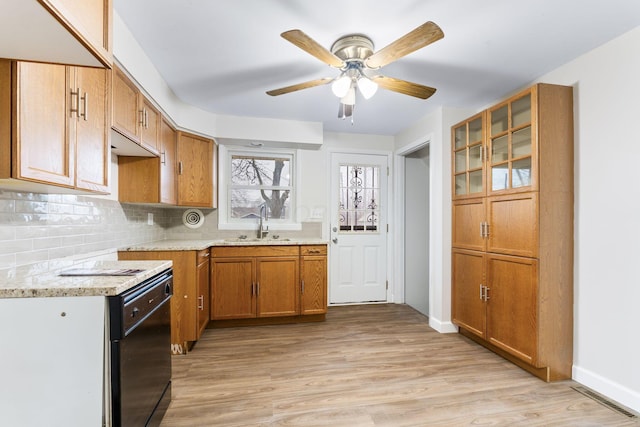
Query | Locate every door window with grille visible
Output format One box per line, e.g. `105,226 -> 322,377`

338,164 -> 379,232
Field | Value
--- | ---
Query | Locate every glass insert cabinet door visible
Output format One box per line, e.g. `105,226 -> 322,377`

488,91 -> 535,193
452,112 -> 485,198
338,164 -> 379,232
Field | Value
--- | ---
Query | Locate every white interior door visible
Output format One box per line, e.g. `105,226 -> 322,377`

330,152 -> 388,304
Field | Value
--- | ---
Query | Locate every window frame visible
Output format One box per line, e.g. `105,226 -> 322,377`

217,145 -> 302,231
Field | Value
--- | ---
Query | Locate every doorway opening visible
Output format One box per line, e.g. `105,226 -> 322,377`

403,144 -> 430,316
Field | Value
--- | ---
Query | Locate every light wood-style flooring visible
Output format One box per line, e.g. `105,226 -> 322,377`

161,304 -> 637,426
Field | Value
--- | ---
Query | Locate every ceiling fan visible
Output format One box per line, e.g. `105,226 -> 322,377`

266,21 -> 444,119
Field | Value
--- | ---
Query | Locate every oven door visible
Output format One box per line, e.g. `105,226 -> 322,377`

111,293 -> 172,426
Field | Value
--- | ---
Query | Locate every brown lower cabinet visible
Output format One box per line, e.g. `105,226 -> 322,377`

119,244 -> 327,351
118,248 -> 210,354
210,245 -> 327,324
300,245 -> 328,315
453,250 -> 539,365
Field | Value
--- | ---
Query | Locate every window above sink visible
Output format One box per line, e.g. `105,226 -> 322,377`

217,145 -> 302,231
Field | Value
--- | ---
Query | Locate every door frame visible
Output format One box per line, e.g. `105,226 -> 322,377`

326,147 -> 394,305
393,136 -> 431,307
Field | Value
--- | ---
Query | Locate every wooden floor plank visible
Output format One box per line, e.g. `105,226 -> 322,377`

161,304 -> 636,426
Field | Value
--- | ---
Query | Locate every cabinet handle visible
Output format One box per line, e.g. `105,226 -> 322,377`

197,295 -> 204,310
178,161 -> 183,175
308,249 -> 320,254
480,221 -> 489,238
144,109 -> 149,129
484,287 -> 490,301
80,91 -> 88,121
139,109 -> 145,126
479,284 -> 484,300
161,151 -> 166,165
251,282 -> 255,296
301,280 -> 305,294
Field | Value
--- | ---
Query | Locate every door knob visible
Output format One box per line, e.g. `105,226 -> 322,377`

332,238 -> 338,244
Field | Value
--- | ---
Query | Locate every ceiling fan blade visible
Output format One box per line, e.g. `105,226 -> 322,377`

373,76 -> 436,100
365,21 -> 444,69
266,77 -> 333,96
281,30 -> 345,68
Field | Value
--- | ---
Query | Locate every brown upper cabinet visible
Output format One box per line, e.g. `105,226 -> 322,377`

118,125 -> 217,208
177,131 -> 216,208
0,1 -> 112,68
0,60 -> 110,194
112,66 -> 161,155
452,84 -> 572,199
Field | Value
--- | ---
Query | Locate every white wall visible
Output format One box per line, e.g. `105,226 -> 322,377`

532,26 -> 640,412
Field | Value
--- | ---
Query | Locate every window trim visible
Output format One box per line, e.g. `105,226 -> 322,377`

217,145 -> 302,231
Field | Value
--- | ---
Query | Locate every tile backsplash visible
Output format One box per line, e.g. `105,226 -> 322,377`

0,190 -> 322,277
0,190 -> 168,274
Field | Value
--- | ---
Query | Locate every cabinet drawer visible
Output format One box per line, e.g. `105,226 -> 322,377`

300,245 -> 327,256
212,245 -> 299,258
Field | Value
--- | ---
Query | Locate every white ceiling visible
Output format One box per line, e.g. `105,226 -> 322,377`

114,0 -> 640,136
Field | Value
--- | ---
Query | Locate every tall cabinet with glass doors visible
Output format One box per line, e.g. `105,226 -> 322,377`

451,83 -> 574,382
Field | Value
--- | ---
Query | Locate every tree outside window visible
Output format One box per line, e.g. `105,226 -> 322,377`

229,154 -> 292,221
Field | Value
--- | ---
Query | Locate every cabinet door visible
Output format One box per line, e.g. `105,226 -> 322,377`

159,119 -> 177,204
488,90 -> 537,195
15,62 -> 74,187
452,112 -> 485,199
486,254 -> 538,365
112,67 -> 141,142
177,132 -> 213,207
139,98 -> 160,154
486,193 -> 538,257
211,258 -> 255,319
256,257 -> 299,317
74,66 -> 109,193
451,249 -> 486,339
452,198 -> 486,251
301,255 -> 327,315
196,251 -> 210,338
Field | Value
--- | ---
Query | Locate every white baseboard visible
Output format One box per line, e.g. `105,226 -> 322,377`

573,365 -> 640,414
428,317 -> 459,333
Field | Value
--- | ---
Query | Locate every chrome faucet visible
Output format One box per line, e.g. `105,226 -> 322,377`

258,204 -> 269,239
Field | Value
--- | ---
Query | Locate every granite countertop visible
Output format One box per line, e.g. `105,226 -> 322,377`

119,238 -> 328,251
0,260 -> 172,298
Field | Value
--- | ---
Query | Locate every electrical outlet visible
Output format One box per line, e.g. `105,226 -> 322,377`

147,213 -> 154,225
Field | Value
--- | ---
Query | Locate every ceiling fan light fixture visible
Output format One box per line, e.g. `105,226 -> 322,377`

357,75 -> 378,99
331,74 -> 351,98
